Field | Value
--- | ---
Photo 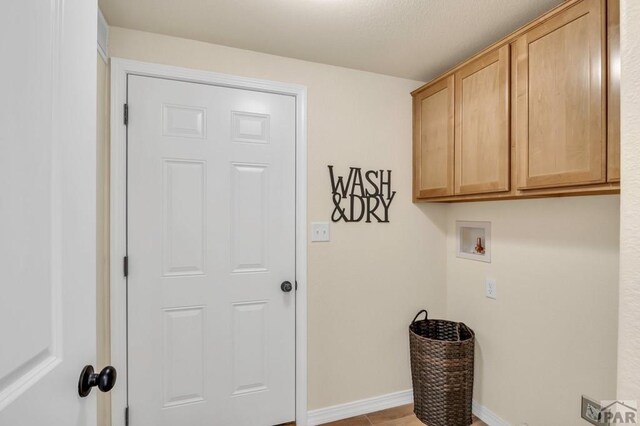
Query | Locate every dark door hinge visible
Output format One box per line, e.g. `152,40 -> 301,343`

124,103 -> 129,126
123,256 -> 129,277
125,406 -> 129,426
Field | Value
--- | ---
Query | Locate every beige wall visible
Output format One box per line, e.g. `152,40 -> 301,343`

107,27 -> 449,411
618,0 -> 640,402
96,53 -> 111,426
446,196 -> 620,424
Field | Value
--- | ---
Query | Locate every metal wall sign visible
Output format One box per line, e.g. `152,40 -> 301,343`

328,165 -> 396,223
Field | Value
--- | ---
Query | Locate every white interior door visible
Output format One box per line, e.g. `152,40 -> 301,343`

127,75 -> 296,426
0,0 -> 97,425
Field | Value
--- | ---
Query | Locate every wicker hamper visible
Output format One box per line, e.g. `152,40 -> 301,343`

409,310 -> 475,426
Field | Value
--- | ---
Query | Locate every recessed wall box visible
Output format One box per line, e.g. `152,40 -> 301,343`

456,221 -> 491,263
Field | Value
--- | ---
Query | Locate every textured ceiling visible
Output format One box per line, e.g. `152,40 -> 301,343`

99,0 -> 563,81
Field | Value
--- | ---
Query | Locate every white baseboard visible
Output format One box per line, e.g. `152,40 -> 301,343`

307,389 -> 413,425
473,400 -> 510,426
306,391 -> 509,426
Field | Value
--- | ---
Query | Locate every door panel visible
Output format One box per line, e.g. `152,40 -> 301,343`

413,76 -> 455,198
163,160 -> 206,276
230,163 -> 269,272
162,306 -> 205,408
231,301 -> 269,395
515,0 -> 606,189
0,0 -> 97,424
127,75 -> 296,426
455,45 -> 510,195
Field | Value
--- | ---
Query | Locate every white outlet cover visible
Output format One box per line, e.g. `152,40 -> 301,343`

311,222 -> 330,242
486,278 -> 497,299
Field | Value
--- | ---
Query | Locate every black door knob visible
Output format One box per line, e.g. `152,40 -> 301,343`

78,365 -> 117,397
281,281 -> 293,292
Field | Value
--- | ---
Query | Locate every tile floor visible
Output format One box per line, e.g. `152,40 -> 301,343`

319,403 -> 487,426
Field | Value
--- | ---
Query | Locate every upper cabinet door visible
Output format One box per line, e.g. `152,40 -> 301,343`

413,76 -> 455,199
454,45 -> 510,195
607,0 -> 620,182
515,0 -> 606,190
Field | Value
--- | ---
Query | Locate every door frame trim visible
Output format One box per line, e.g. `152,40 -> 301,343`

109,58 -> 308,425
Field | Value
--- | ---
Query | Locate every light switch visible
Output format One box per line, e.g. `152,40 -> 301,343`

311,222 -> 330,242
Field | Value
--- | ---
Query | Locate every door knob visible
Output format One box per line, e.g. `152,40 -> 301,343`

78,365 -> 117,397
281,281 -> 293,292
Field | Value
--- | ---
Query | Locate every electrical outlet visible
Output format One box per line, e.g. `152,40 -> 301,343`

582,396 -> 606,425
485,278 -> 497,299
311,222 -> 330,242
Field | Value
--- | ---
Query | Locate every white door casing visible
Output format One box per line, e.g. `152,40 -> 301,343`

110,59 -> 308,426
0,0 -> 97,425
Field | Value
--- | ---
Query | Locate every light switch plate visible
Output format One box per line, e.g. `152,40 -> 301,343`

311,222 -> 330,242
486,278 -> 497,299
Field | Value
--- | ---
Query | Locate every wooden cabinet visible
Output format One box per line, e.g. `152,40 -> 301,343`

455,45 -> 510,195
411,0 -> 620,202
607,0 -> 620,182
514,0 -> 606,190
413,76 -> 454,199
